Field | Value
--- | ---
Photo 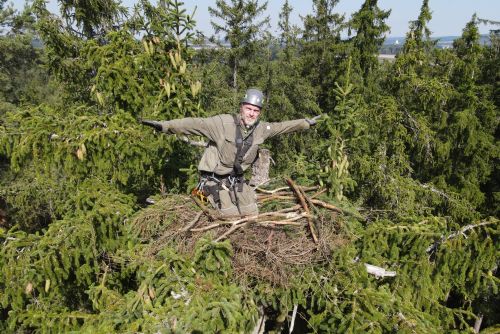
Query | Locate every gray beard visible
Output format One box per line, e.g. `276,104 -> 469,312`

243,118 -> 258,128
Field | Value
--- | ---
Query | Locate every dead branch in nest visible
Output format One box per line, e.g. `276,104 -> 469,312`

276,205 -> 301,213
256,220 -> 305,227
256,186 -> 290,194
286,178 -> 318,243
181,211 -> 204,232
258,195 -> 294,203
255,185 -> 319,194
257,191 -> 291,198
190,195 -> 220,221
311,188 -> 327,199
189,211 -> 310,233
215,222 -> 248,242
190,216 -> 253,233
310,199 -> 343,213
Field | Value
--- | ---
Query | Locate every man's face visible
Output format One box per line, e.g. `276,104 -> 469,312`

240,103 -> 261,127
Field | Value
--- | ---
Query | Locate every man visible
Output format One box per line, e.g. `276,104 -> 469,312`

141,88 -> 320,217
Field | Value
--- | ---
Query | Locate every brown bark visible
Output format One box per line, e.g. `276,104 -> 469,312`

286,178 -> 318,243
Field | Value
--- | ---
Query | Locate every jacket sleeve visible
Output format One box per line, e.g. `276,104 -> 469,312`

263,119 -> 310,139
159,116 -> 222,142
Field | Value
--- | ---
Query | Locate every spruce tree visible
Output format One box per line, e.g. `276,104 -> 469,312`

1,0 -> 499,332
278,0 -> 297,62
349,0 -> 391,81
300,0 -> 346,111
208,0 -> 269,91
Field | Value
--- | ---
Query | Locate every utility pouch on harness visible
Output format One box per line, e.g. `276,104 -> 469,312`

203,183 -> 222,208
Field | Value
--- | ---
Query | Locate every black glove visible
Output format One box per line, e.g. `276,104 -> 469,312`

141,119 -> 162,131
306,114 -> 323,126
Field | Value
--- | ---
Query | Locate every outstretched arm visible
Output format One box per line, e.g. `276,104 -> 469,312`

141,120 -> 162,131
141,116 -> 223,142
264,114 -> 322,139
264,119 -> 310,139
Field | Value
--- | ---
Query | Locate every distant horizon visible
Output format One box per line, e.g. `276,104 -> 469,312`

9,0 -> 500,38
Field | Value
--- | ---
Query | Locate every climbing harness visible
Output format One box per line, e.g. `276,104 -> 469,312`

195,115 -> 259,213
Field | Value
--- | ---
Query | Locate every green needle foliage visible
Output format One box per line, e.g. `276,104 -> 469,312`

0,0 -> 498,333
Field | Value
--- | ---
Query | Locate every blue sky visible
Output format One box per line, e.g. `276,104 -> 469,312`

10,0 -> 500,37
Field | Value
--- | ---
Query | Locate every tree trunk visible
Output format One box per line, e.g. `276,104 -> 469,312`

233,59 -> 238,90
250,149 -> 272,186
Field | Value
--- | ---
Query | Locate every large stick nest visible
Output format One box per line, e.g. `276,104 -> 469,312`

130,179 -> 347,286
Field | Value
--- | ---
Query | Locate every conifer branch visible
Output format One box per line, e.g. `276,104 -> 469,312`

426,220 -> 496,253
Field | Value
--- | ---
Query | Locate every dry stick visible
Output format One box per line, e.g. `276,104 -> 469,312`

310,199 -> 343,213
190,211 -> 308,232
257,220 -> 305,226
256,186 -> 290,194
257,213 -> 311,226
300,186 -> 320,192
190,215 -> 256,232
289,304 -> 298,334
286,178 -> 318,243
276,205 -> 301,213
216,215 -> 308,242
257,192 -> 292,198
258,195 -> 295,203
255,185 -> 319,194
181,211 -> 204,232
298,185 -> 322,234
474,314 -> 483,334
190,195 -> 220,220
310,188 -> 327,199
215,222 -> 248,242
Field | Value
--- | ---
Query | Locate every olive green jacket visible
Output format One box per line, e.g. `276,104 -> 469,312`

159,114 -> 310,175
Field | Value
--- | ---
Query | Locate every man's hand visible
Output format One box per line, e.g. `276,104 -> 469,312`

306,114 -> 323,126
141,119 -> 162,131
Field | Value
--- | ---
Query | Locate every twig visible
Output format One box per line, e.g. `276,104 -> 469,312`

298,186 -> 322,240
473,314 -> 483,334
190,215 -> 256,232
311,188 -> 327,199
286,178 -> 318,243
190,196 -> 219,220
257,191 -> 291,198
276,205 -> 301,213
215,222 -> 248,242
365,263 -> 396,278
189,212 -> 308,232
301,186 -> 320,192
255,185 -> 319,194
257,213 -> 311,226
258,195 -> 294,203
290,304 -> 298,334
181,211 -> 204,232
310,199 -> 343,213
257,220 -> 304,226
256,186 -> 290,194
